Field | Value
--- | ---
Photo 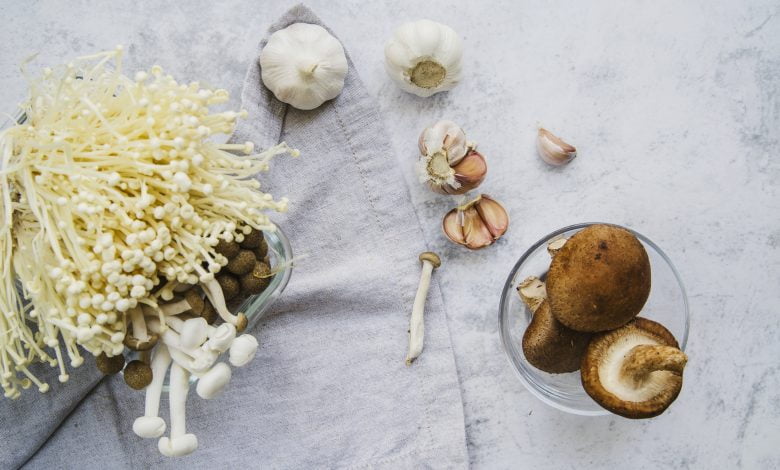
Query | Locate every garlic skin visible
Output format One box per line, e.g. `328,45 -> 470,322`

260,23 -> 348,110
537,128 -> 577,166
385,20 -> 463,97
417,120 -> 487,194
442,195 -> 509,250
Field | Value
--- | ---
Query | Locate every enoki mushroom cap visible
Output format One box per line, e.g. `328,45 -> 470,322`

581,318 -> 687,419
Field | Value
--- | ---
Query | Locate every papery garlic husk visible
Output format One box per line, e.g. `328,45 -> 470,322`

537,128 -> 577,166
417,120 -> 487,194
260,23 -> 348,110
442,195 -> 509,250
385,20 -> 463,97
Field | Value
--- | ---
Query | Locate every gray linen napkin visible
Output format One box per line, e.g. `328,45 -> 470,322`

9,4 -> 468,469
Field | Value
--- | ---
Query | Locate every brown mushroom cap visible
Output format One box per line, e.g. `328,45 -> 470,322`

226,249 -> 256,275
201,299 -> 218,324
184,288 -> 205,315
253,237 -> 269,260
216,273 -> 240,300
240,228 -> 264,249
522,301 -> 592,373
124,360 -> 153,390
546,224 -> 651,332
419,252 -> 441,268
581,317 -> 687,419
96,352 -> 125,375
240,261 -> 271,295
215,239 -> 241,259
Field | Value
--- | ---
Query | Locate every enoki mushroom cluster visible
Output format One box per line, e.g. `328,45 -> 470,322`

0,47 -> 296,399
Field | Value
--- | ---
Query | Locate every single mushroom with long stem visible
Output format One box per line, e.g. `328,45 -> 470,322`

158,362 -> 198,457
123,306 -> 159,351
159,289 -> 205,317
199,275 -> 248,332
406,252 -> 441,365
133,344 -> 171,439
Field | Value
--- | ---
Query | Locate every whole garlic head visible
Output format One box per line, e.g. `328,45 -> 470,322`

260,23 -> 348,110
417,120 -> 487,194
385,20 -> 463,97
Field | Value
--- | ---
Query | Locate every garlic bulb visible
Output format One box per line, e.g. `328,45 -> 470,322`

385,20 -> 463,97
260,23 -> 348,110
417,120 -> 487,194
537,128 -> 577,166
442,195 -> 509,250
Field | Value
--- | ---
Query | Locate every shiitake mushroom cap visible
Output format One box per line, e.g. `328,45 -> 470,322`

521,301 -> 591,373
546,224 -> 651,332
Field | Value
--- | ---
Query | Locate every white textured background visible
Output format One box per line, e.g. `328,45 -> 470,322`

2,1 -> 779,468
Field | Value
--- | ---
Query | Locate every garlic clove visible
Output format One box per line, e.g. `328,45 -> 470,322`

475,195 -> 509,238
442,195 -> 510,250
461,207 -> 494,250
537,128 -> 577,166
442,211 -> 466,246
450,151 -> 487,193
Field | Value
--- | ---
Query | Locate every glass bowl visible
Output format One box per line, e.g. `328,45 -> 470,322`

498,222 -> 689,415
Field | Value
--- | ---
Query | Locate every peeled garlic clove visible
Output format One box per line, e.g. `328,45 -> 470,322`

442,195 -> 509,250
474,195 -> 509,238
537,128 -> 577,166
418,120 -> 487,195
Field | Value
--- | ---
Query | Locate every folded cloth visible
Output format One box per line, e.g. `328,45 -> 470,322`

12,4 -> 469,469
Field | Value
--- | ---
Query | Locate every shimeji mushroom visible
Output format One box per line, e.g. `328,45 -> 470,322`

199,276 -> 248,332
195,362 -> 232,400
124,306 -> 159,351
158,362 -> 198,457
159,289 -> 205,317
546,224 -> 651,332
581,318 -> 688,419
147,318 -> 217,375
133,345 -> 171,439
229,335 -> 259,367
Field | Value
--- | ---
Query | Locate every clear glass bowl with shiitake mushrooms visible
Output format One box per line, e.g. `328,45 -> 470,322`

499,223 -> 689,417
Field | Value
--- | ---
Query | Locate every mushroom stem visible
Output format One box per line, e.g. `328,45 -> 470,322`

130,307 -> 149,341
158,363 -> 198,457
406,252 -> 441,365
160,299 -> 193,316
620,344 -> 688,385
199,278 -> 247,331
133,345 -> 171,439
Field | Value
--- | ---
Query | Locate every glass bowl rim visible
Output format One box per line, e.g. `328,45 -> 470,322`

498,221 -> 690,416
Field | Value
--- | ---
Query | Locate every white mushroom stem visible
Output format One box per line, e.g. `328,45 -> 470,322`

165,315 -> 235,353
406,255 -> 439,365
147,318 -> 217,375
199,277 -> 245,328
158,363 -> 198,457
160,298 -> 195,316
129,306 -> 150,341
517,276 -> 546,314
547,237 -> 568,257
621,344 -> 688,385
133,345 -> 171,439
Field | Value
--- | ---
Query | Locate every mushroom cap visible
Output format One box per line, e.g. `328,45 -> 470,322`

196,363 -> 232,399
201,300 -> 218,324
95,352 -> 125,375
184,288 -> 205,315
521,301 -> 592,373
216,273 -> 240,300
240,228 -> 264,249
581,317 -> 687,419
215,239 -> 241,259
419,252 -> 441,268
226,249 -> 256,275
133,416 -> 166,439
253,237 -> 269,260
240,261 -> 271,295
123,360 -> 153,390
547,224 -> 651,332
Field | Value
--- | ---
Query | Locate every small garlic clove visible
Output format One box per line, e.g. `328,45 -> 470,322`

450,151 -> 487,194
537,128 -> 577,166
442,210 -> 466,246
474,195 -> 509,239
461,207 -> 494,250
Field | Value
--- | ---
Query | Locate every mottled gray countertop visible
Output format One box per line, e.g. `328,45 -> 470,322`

2,1 -> 779,468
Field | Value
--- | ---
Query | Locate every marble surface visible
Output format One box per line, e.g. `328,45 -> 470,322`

2,1 -> 779,468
